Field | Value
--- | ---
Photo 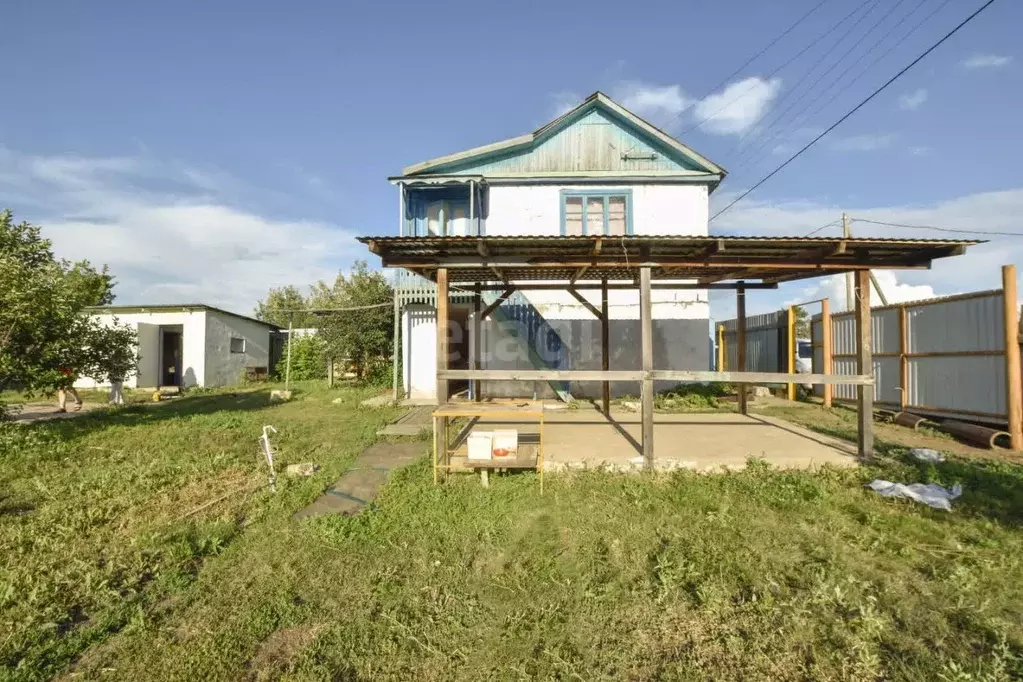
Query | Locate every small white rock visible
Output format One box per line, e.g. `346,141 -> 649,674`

286,462 -> 319,477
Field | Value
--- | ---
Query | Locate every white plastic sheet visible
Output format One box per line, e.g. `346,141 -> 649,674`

866,480 -> 963,511
910,448 -> 945,463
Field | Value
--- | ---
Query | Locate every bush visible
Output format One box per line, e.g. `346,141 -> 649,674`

280,335 -> 327,381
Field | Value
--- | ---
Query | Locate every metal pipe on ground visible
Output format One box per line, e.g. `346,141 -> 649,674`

893,412 -> 929,430
934,419 -> 1011,449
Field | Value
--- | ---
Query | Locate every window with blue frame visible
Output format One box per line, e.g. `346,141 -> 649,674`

561,190 -> 631,236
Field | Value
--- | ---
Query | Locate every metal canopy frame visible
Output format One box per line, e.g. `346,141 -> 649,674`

361,234 -> 978,467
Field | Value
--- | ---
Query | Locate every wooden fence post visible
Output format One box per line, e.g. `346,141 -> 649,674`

1002,265 -> 1022,449
855,271 -> 874,459
822,298 -> 833,408
787,305 -> 796,401
899,304 -> 908,411
717,324 -> 725,371
736,284 -> 747,415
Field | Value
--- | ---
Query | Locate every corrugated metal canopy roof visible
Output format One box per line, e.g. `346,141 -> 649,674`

359,234 -> 978,285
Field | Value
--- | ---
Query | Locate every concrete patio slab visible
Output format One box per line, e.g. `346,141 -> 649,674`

458,406 -> 857,473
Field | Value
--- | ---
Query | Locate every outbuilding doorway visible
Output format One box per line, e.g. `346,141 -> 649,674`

160,328 -> 183,387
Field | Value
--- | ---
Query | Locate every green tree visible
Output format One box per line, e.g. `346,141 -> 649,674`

317,261 -> 393,380
85,320 -> 139,383
0,210 -> 117,394
281,334 -> 327,381
793,305 -> 811,338
255,285 -> 317,328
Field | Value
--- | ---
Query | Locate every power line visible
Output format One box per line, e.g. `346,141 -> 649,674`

665,0 -> 834,131
729,0 -> 916,169
726,0 -> 892,162
803,220 -> 842,237
733,0 -> 953,177
852,217 -> 1023,237
679,0 -> 877,135
709,0 -> 1000,223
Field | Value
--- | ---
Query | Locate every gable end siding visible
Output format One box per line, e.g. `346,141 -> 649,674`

428,109 -> 705,176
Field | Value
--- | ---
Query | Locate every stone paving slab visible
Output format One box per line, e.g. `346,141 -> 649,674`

293,441 -> 425,519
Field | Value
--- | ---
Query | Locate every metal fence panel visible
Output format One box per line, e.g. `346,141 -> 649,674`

907,355 -> 1006,418
721,311 -> 785,373
907,293 -> 1004,353
874,308 -> 900,354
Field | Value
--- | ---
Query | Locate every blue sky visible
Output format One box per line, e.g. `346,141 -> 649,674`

1,0 -> 1019,317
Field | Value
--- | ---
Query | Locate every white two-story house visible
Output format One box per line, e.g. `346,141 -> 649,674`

391,92 -> 727,402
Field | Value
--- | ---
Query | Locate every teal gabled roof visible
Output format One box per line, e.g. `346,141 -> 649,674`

396,92 -> 727,184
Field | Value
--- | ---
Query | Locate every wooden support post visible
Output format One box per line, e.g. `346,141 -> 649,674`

327,356 -> 334,388
898,304 -> 908,411
736,284 -> 747,415
716,324 -> 725,371
472,283 -> 482,402
639,267 -> 654,468
601,278 -> 610,416
855,270 -> 874,459
786,305 -> 796,401
285,313 -> 294,392
821,298 -> 833,408
1002,264 -> 1022,449
436,268 -> 449,405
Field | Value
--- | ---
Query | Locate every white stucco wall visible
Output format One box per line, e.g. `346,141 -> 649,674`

402,182 -> 713,400
203,311 -> 272,387
74,310 -> 207,389
483,183 -> 710,321
403,305 -> 437,400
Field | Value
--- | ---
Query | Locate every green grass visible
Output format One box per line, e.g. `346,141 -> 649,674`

2,386 -> 1023,680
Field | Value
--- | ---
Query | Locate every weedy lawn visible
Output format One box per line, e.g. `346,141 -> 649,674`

1,385 -> 1022,681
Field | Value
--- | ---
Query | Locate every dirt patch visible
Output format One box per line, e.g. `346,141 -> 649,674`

245,624 -> 327,680
754,396 -> 1023,465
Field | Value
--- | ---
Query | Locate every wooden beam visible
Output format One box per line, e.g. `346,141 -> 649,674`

736,283 -> 747,415
601,279 -> 610,416
488,266 -> 507,283
640,266 -> 654,469
567,288 -> 604,320
1002,264 -> 1022,449
437,369 -> 874,384
855,269 -> 874,460
569,237 -> 603,284
387,257 -> 931,271
436,268 -> 450,405
476,239 -> 490,258
472,283 -> 482,402
480,287 -> 516,319
467,282 -> 779,291
716,324 -> 725,370
821,298 -> 833,408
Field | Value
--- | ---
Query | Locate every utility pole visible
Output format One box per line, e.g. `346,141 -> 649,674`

843,213 -> 854,311
843,212 -> 889,307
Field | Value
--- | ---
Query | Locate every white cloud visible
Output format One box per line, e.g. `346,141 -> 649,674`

615,82 -> 690,123
548,90 -> 582,119
607,77 -> 781,136
0,146 -> 355,314
908,145 -> 931,156
828,133 -> 897,152
962,54 -> 1012,69
708,187 -> 1023,317
897,88 -> 928,111
691,77 -> 783,135
784,271 -> 937,313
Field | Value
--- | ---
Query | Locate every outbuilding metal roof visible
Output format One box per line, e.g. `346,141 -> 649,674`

359,234 -> 978,285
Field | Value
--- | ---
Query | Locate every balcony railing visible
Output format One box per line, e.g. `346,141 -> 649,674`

395,269 -> 476,306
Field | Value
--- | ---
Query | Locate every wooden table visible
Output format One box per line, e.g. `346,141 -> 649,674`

432,401 -> 545,492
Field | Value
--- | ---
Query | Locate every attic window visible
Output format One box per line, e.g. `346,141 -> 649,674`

561,191 -> 632,236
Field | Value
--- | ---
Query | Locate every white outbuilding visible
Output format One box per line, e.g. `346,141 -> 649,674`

75,304 -> 281,390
